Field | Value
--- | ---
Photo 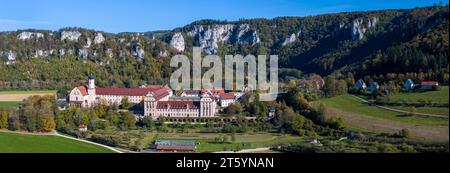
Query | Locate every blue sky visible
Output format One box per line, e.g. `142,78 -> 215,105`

0,0 -> 445,33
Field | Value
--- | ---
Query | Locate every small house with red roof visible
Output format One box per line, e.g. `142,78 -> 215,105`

420,81 -> 439,90
78,124 -> 87,132
219,92 -> 236,107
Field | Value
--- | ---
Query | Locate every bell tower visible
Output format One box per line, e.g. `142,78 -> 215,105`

88,72 -> 95,91
87,73 -> 95,95
87,73 -> 96,107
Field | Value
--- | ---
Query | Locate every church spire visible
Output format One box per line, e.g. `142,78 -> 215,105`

88,71 -> 94,80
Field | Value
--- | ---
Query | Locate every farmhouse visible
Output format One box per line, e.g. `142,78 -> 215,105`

368,82 -> 380,92
78,124 -> 87,132
68,74 -> 218,119
420,81 -> 439,90
354,79 -> 367,90
403,79 -> 415,91
219,92 -> 236,107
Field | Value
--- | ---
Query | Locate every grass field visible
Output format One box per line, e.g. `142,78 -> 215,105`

157,133 -> 304,153
0,131 -> 115,153
0,90 -> 56,102
318,95 -> 448,126
0,101 -> 21,108
389,106 -> 449,116
390,86 -> 449,103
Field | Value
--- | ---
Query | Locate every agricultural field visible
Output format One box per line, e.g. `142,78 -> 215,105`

390,86 -> 449,103
0,90 -> 56,102
0,131 -> 116,153
156,133 -> 305,153
389,106 -> 449,116
318,95 -> 448,126
0,101 -> 21,108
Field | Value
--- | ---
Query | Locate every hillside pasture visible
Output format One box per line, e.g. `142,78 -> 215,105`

390,86 -> 449,104
318,95 -> 448,126
317,95 -> 449,142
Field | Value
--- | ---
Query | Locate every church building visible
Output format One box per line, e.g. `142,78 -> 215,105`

68,74 -> 217,119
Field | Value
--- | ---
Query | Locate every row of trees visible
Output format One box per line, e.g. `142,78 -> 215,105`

0,95 -> 140,135
0,95 -> 56,132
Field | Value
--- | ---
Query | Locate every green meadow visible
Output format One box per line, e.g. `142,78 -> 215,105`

0,101 -> 21,108
0,131 -> 116,153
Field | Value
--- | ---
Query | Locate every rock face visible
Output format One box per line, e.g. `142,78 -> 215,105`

33,50 -> 54,58
282,33 -> 297,46
236,24 -> 260,45
170,32 -> 185,52
187,24 -> 233,54
367,17 -> 378,28
159,50 -> 168,58
106,49 -> 114,58
184,24 -> 261,54
352,18 -> 367,40
59,49 -> 65,56
7,51 -> 16,61
17,32 -> 44,40
94,33 -> 105,44
131,45 -> 145,59
84,38 -> 92,48
61,31 -> 81,41
351,17 -> 377,40
77,48 -> 89,59
1,51 -> 17,64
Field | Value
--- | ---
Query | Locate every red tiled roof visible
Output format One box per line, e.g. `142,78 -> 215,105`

96,86 -> 169,100
78,124 -> 87,128
210,89 -> 225,95
77,86 -> 88,96
220,92 -> 235,100
157,101 -> 200,109
152,88 -> 171,100
74,84 -> 170,100
421,81 -> 438,86
182,90 -> 201,95
156,145 -> 195,151
309,75 -> 325,88
96,87 -> 153,96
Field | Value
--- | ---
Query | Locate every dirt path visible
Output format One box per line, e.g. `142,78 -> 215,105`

326,107 -> 449,142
